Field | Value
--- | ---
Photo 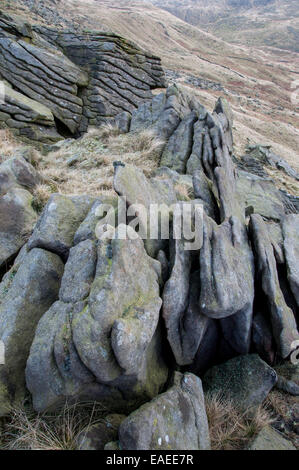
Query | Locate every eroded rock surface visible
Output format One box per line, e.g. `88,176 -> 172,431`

26,225 -> 168,412
0,248 -> 64,414
119,372 -> 210,450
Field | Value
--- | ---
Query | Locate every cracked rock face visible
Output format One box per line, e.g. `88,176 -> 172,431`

0,12 -> 165,143
282,214 -> 299,306
0,157 -> 41,270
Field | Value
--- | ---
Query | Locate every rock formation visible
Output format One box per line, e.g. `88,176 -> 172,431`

0,12 -> 165,142
0,9 -> 298,450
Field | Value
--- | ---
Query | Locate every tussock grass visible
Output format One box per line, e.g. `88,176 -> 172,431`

0,129 -> 20,161
205,393 -> 274,450
1,395 -> 275,450
38,126 -> 165,197
1,402 -> 107,450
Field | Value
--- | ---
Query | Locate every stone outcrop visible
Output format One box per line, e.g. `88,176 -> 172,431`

25,223 -> 168,413
0,156 -> 41,270
248,426 -> 296,450
0,12 -> 165,143
0,84 -> 61,143
203,354 -> 277,411
118,372 -> 211,450
0,247 -> 64,414
0,52 -> 298,449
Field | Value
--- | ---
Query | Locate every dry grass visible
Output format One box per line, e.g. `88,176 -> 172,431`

37,126 -> 165,197
265,390 -> 299,449
0,129 -> 20,161
205,393 -> 274,450
0,394 -> 274,450
1,402 -> 107,450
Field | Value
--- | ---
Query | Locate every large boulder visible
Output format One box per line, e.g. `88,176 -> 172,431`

26,226 -> 168,412
0,33 -> 88,134
0,248 -> 64,415
28,194 -> 94,261
118,372 -> 210,450
203,354 -> 277,411
0,13 -> 166,141
0,188 -> 38,270
0,157 -> 41,196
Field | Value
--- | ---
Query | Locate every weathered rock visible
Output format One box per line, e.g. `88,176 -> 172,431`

236,170 -> 286,221
26,226 -> 168,412
36,27 -> 166,132
250,214 -> 299,358
0,188 -> 38,270
160,111 -> 197,173
130,85 -> 195,140
276,376 -> 299,396
0,248 -> 64,415
282,214 -> 299,306
74,196 -> 118,245
113,163 -> 177,257
28,194 -> 94,261
0,13 -> 166,141
0,29 -> 88,134
252,312 -> 275,365
119,372 -> 210,450
248,426 -> 296,450
162,239 -> 192,365
199,214 -> 254,354
203,354 -> 277,411
0,157 -> 41,196
0,84 -> 61,143
76,414 -> 126,451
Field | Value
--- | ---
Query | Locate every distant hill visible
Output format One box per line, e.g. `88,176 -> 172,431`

147,0 -> 299,52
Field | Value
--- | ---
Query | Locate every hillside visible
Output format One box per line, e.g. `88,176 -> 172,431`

3,0 -> 298,177
146,0 -> 299,53
0,2 -> 298,452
